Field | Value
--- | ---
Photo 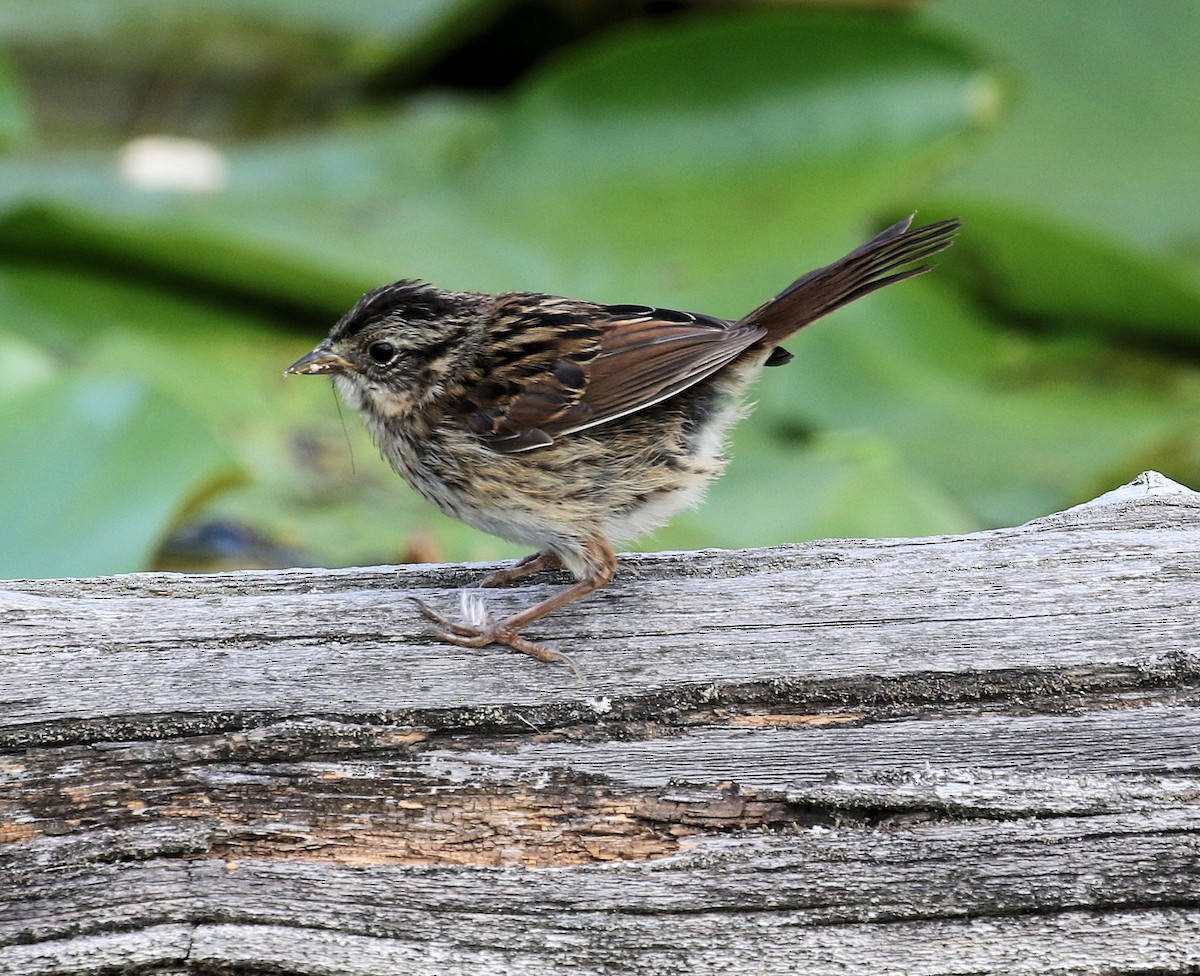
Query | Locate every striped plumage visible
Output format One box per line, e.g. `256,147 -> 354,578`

286,214 -> 960,669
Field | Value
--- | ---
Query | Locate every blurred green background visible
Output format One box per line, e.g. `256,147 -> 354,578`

1,0 -> 1198,579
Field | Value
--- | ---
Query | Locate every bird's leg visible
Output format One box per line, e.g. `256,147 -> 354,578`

475,550 -> 563,588
414,537 -> 616,672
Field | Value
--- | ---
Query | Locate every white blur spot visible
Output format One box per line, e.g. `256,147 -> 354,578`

118,135 -> 229,193
459,590 -> 491,629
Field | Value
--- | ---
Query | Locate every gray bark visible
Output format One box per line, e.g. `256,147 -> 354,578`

2,470 -> 1198,975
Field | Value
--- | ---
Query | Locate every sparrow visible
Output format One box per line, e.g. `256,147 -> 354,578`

286,214 -> 960,669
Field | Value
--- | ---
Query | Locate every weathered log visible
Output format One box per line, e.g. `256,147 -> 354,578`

2,470 -> 1198,975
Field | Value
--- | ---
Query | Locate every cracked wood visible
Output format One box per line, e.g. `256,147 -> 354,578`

1,470 -> 1198,975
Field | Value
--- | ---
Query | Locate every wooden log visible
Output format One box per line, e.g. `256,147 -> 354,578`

2,469 -> 1198,975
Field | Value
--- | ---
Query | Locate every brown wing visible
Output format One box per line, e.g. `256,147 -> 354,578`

459,295 -> 765,454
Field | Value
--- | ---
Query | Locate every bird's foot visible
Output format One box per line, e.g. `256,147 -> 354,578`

412,594 -> 581,676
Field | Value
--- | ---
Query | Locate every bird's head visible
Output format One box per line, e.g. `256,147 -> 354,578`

285,279 -> 475,416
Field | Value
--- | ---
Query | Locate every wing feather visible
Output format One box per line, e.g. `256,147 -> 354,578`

459,296 -> 764,453
566,317 -> 763,433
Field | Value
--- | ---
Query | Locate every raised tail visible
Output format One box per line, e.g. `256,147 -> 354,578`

740,214 -> 961,348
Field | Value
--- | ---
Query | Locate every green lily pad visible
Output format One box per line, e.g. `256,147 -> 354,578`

0,0 -> 510,73
477,10 -> 998,303
0,371 -> 234,579
0,52 -> 29,149
0,262 -> 526,572
929,0 -> 1200,254
933,200 -> 1200,347
0,10 -> 999,311
646,427 -> 981,552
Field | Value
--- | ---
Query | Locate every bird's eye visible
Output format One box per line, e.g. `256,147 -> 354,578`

368,341 -> 397,365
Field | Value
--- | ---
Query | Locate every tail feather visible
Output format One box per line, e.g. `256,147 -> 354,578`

740,215 -> 961,345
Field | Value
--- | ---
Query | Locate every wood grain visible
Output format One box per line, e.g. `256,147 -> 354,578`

2,470 -> 1198,975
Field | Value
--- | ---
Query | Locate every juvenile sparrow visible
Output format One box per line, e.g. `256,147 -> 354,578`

286,215 -> 960,669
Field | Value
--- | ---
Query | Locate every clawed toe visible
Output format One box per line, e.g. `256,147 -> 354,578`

410,596 -> 581,676
412,597 -> 478,637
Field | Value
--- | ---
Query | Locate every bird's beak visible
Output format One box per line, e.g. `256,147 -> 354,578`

285,340 -> 349,376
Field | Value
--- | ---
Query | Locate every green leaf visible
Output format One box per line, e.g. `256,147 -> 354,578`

474,9 -> 1000,304
928,0 -> 1200,254
0,332 -> 55,403
0,263 -> 526,573
0,52 -> 30,149
0,98 -> 516,311
645,428 -> 981,551
0,374 -> 234,578
934,200 -> 1200,347
0,0 -> 509,72
0,11 -> 999,310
